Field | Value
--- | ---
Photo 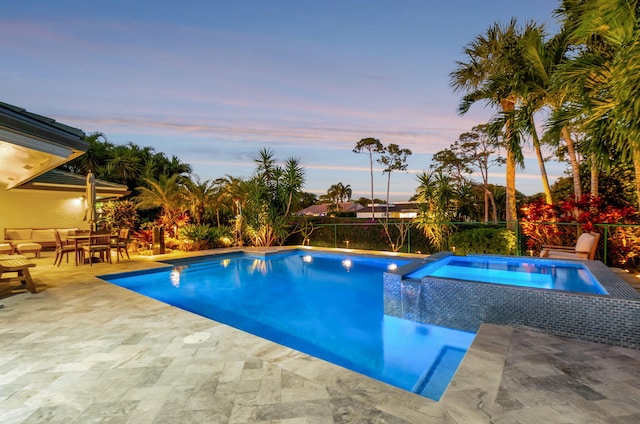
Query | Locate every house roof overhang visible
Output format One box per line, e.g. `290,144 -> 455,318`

0,101 -> 88,190
16,169 -> 130,199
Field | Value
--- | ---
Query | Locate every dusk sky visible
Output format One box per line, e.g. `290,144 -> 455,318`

2,0 -> 562,201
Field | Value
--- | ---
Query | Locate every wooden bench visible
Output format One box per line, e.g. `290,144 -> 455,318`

0,255 -> 37,293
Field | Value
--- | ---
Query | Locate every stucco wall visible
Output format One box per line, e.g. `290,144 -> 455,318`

0,188 -> 89,235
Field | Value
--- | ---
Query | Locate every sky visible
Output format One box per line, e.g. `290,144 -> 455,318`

1,0 -> 563,202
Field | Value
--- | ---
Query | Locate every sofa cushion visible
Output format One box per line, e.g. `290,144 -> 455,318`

6,229 -> 32,240
32,229 -> 56,242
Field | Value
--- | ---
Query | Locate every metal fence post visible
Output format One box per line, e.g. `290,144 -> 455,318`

603,225 -> 609,265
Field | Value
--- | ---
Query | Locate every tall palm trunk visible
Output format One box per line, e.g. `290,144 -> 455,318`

590,154 -> 599,197
530,125 -> 553,204
633,149 -> 640,209
501,98 -> 518,229
506,149 -> 517,228
562,127 -> 582,200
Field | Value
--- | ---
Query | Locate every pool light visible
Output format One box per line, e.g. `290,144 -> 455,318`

342,259 -> 352,269
302,255 -> 312,263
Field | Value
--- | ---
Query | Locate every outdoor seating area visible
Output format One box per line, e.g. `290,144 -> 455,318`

52,229 -> 133,266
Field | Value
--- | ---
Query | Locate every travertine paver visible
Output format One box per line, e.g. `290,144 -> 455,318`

1,249 -> 639,423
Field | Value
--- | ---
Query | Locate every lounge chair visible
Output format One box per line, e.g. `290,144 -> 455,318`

540,232 -> 601,260
109,228 -> 131,262
0,254 -> 36,293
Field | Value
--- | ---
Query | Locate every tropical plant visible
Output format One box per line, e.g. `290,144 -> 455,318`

100,200 -> 139,232
182,177 -> 216,225
451,19 -> 539,226
241,148 -> 306,246
552,0 -> 640,207
521,193 -> 639,268
414,170 -> 457,250
134,174 -> 188,232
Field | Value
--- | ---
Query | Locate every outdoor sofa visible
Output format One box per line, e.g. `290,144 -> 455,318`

3,227 -> 79,253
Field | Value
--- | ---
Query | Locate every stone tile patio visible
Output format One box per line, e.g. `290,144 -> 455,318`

1,249 -> 640,423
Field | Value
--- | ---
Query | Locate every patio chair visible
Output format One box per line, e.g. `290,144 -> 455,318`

81,231 -> 112,266
0,255 -> 36,293
109,228 -> 131,262
54,230 -> 78,266
540,232 -> 601,260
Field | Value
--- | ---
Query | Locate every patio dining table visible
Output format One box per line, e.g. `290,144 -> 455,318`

66,234 -> 91,265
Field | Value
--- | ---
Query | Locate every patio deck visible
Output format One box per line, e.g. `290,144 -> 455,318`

1,249 -> 640,423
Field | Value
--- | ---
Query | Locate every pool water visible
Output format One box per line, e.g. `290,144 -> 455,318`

104,251 -> 475,400
407,254 -> 607,295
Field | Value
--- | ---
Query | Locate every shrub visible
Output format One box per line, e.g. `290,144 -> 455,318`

178,224 -> 233,250
520,194 -> 639,267
101,200 -> 139,231
449,228 -> 516,255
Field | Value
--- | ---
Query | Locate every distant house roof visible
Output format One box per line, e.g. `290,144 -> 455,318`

296,202 -> 363,216
356,202 -> 420,218
16,169 -> 130,198
0,101 -> 87,189
365,202 -> 420,213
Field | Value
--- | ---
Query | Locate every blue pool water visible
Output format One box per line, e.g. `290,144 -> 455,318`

407,254 -> 608,295
104,250 -> 475,400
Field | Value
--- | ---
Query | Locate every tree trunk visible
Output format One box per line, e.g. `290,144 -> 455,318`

488,190 -> 498,222
590,154 -> 599,197
633,148 -> 640,209
562,126 -> 582,200
531,127 -> 553,204
385,171 -> 391,225
506,148 -> 517,230
483,186 -> 489,224
501,98 -> 518,230
369,152 -> 375,219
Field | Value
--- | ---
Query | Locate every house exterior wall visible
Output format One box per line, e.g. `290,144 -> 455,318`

0,188 -> 89,234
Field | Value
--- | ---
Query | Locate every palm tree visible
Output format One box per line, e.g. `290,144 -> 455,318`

340,184 -> 353,209
451,19 -> 534,227
62,132 -> 112,176
210,175 -> 244,227
183,177 -> 216,225
135,174 -> 186,229
353,138 -> 384,219
280,158 -> 305,217
553,0 -> 640,206
105,145 -> 142,189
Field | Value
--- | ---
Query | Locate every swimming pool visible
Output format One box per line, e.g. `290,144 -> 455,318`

103,250 -> 476,401
406,254 -> 608,294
